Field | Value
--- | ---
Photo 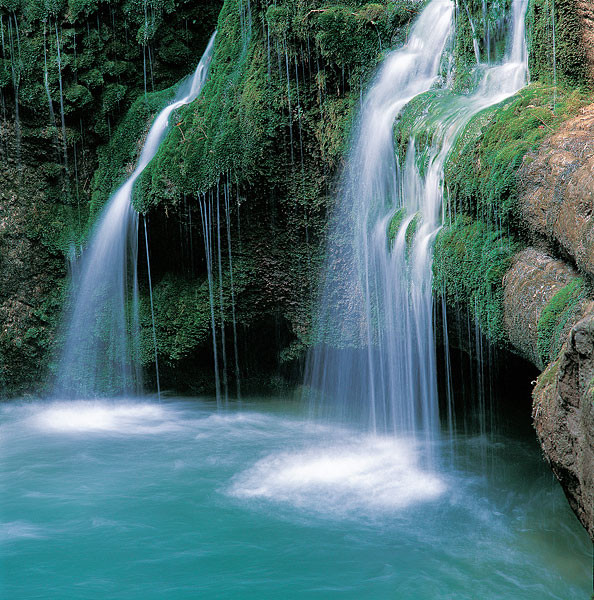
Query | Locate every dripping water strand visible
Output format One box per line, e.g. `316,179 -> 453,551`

224,174 -> 241,399
54,20 -> 69,179
144,215 -> 161,401
200,194 -> 222,405
216,182 -> 229,404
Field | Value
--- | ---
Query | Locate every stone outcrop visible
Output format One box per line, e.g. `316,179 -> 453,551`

503,105 -> 594,538
533,311 -> 594,540
518,104 -> 594,277
502,248 -> 582,369
0,125 -> 75,396
500,246 -> 594,537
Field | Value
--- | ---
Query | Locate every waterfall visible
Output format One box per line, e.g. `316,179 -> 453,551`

54,33 -> 216,399
307,0 -> 528,443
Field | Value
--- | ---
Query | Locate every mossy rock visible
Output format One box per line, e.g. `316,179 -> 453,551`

444,82 -> 587,231
537,278 -> 588,365
433,216 -> 521,346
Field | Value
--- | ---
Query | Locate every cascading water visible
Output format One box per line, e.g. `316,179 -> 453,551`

307,0 -> 528,444
54,33 -> 216,398
306,0 -> 454,434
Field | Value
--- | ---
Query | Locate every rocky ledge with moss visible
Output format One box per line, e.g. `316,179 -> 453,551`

429,1 -> 594,538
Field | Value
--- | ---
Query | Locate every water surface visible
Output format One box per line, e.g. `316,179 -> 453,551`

1,397 -> 590,598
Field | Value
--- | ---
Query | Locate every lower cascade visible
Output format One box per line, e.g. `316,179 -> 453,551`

1,0 -> 592,597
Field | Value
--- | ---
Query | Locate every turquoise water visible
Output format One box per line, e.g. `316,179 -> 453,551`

1,397 -> 591,599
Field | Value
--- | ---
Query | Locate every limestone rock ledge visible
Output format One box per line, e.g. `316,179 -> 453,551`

507,102 -> 594,537
502,247 -> 594,538
533,312 -> 594,540
518,104 -> 594,277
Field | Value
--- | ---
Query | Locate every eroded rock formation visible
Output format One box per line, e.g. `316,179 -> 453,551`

500,245 -> 594,537
518,104 -> 594,277
502,248 -> 583,369
533,310 -> 594,540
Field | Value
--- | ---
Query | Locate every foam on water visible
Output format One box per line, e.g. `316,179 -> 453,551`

27,401 -> 179,435
0,521 -> 46,541
229,436 -> 446,517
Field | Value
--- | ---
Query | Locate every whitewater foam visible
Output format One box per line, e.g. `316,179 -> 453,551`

229,436 -> 446,517
27,401 -> 180,435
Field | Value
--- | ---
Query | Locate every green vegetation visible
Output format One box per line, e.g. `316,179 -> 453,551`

445,82 -> 586,230
450,0 -> 512,93
135,0 -> 422,211
387,208 -> 420,257
533,355 -> 559,395
537,277 -> 587,365
127,0 -> 422,381
0,0 -> 221,139
2,0 -> 593,395
0,0 -> 220,396
393,90 -> 442,162
527,0 -> 590,88
433,216 -> 521,346
90,83 -> 178,218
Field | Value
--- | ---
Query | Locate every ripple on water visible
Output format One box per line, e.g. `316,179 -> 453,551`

0,521 -> 46,541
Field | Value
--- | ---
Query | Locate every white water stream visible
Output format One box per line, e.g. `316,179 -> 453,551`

307,0 -> 528,447
54,34 -> 216,398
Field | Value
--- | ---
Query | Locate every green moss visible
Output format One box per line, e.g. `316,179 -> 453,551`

533,356 -> 560,395
527,0 -> 589,88
134,0 -> 422,211
393,90 -> 442,162
537,277 -> 587,365
433,216 -> 521,346
139,274 -> 212,366
387,208 -> 420,261
0,0 -> 220,397
445,82 -> 587,230
448,0 -> 513,93
89,83 -> 178,219
0,0 -> 222,163
388,207 -> 406,242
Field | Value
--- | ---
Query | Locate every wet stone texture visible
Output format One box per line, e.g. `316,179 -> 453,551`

504,102 -> 594,537
532,311 -> 594,540
502,248 -> 581,369
502,247 -> 594,538
518,104 -> 594,276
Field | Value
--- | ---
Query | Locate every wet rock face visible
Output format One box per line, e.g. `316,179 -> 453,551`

533,311 -> 594,539
508,105 -> 594,537
518,104 -> 594,276
0,126 -> 73,396
502,248 -> 579,369
578,0 -> 594,83
498,246 -> 593,538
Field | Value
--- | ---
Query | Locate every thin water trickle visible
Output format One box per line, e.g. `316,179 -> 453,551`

216,183 -> 229,404
224,176 -> 241,399
54,34 -> 216,398
200,192 -> 222,405
54,21 -> 69,178
143,216 -> 161,400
